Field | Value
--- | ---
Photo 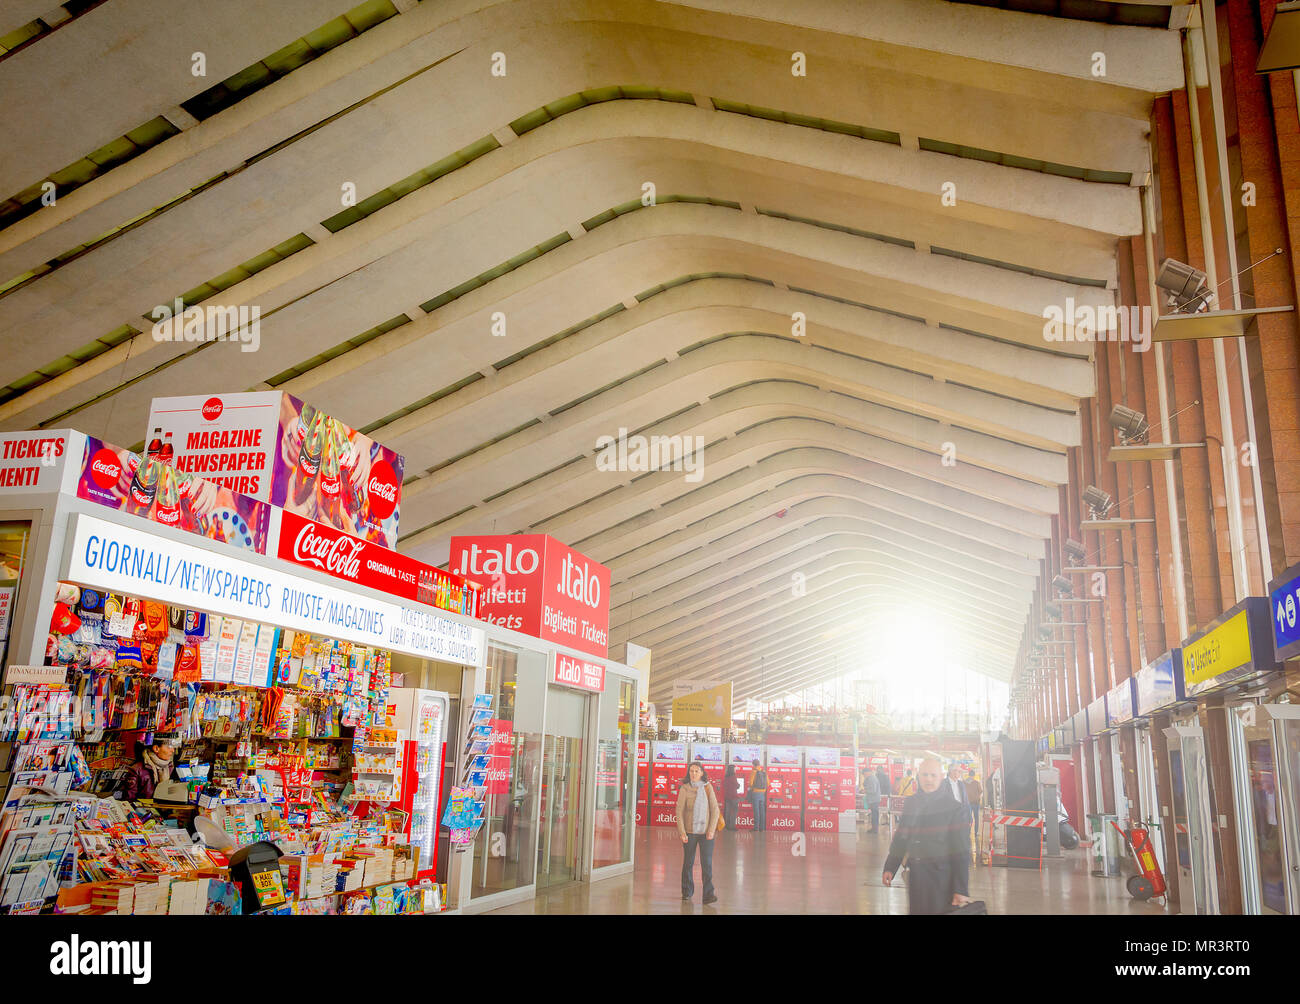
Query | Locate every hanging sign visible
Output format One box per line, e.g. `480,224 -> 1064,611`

62,513 -> 484,666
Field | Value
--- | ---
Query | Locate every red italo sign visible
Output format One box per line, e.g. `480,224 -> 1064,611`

448,534 -> 611,659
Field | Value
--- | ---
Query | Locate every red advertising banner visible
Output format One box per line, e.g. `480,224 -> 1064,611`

553,653 -> 605,692
76,436 -> 271,554
0,431 -> 70,492
146,391 -> 404,549
277,510 -> 478,617
448,534 -> 610,659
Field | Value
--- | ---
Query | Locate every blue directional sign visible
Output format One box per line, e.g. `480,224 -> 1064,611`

1270,561 -> 1300,662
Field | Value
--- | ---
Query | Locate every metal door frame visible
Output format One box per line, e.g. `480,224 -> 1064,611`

1164,723 -> 1219,914
1235,704 -> 1300,914
1134,723 -> 1165,876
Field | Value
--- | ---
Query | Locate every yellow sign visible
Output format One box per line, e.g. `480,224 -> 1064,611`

251,867 -> 287,907
671,682 -> 733,728
1183,609 -> 1253,693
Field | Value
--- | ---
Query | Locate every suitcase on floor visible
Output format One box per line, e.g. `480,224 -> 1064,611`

946,899 -> 988,915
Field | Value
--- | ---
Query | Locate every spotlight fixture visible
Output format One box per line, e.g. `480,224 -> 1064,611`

1082,485 -> 1113,519
1108,404 -> 1149,445
1155,258 -> 1211,312
1037,624 -> 1054,642
1053,575 -> 1073,595
1064,539 -> 1086,565
1044,601 -> 1063,620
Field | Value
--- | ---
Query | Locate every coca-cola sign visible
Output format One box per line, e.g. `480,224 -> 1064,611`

367,459 -> 399,519
89,449 -> 121,489
277,510 -> 478,619
292,519 -> 364,579
202,397 -> 223,421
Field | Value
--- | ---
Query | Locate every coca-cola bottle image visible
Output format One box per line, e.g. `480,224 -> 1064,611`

154,465 -> 181,528
177,473 -> 200,533
160,430 -> 174,465
341,437 -> 365,524
316,432 -> 343,527
146,427 -> 164,460
125,456 -> 159,516
291,411 -> 326,509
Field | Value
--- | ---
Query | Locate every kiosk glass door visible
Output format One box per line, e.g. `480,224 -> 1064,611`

537,686 -> 591,888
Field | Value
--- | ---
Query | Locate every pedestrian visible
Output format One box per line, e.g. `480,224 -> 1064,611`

675,761 -> 719,904
875,767 -> 890,808
964,771 -> 983,828
945,763 -> 970,819
748,758 -> 769,832
723,763 -> 743,829
881,757 -> 974,914
894,768 -> 916,796
860,768 -> 881,832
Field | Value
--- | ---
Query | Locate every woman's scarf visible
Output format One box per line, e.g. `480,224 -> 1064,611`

691,779 -> 710,833
141,747 -> 170,786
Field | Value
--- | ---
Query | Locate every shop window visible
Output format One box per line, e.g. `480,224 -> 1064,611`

594,678 -> 636,868
470,643 -> 545,898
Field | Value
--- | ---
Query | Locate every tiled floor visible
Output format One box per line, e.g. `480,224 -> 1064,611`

485,824 -> 1173,915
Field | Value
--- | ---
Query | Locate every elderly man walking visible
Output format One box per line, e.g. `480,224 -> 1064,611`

882,757 -> 974,914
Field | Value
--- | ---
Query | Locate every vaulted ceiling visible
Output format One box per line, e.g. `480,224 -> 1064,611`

0,0 -> 1185,705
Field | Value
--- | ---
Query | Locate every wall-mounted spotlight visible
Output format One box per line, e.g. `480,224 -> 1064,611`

1044,601 -> 1063,620
1109,404 -> 1149,445
1082,485 -> 1113,519
1063,538 -> 1086,566
1156,258 -> 1211,312
1037,624 -> 1054,642
1052,574 -> 1073,595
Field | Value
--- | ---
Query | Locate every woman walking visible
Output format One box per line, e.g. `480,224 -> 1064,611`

676,761 -> 720,904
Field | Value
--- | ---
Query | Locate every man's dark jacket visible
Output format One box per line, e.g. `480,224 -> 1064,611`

883,786 -> 971,914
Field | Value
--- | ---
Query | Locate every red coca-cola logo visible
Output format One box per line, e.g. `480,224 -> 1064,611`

366,460 -> 399,519
202,397 -> 223,421
155,504 -> 181,527
292,521 -> 364,579
319,475 -> 341,498
89,449 -> 121,489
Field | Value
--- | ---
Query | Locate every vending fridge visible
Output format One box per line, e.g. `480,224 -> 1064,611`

391,688 -> 450,879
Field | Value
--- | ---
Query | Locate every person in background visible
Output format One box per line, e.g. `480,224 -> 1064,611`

675,761 -> 720,904
882,757 -> 974,914
748,759 -> 769,832
118,735 -> 176,801
860,768 -> 881,832
875,766 -> 890,807
723,763 -> 743,829
945,764 -> 970,818
964,772 -> 984,830
894,768 -> 917,796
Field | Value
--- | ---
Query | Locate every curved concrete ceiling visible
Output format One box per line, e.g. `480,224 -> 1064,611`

0,0 -> 1182,704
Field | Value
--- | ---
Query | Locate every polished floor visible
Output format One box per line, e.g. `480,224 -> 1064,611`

486,823 -> 1172,915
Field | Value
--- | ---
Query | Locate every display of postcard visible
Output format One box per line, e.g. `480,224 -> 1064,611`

471,694 -> 492,709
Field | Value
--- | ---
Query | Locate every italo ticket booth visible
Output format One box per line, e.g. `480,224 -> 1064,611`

1174,596 -> 1280,915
